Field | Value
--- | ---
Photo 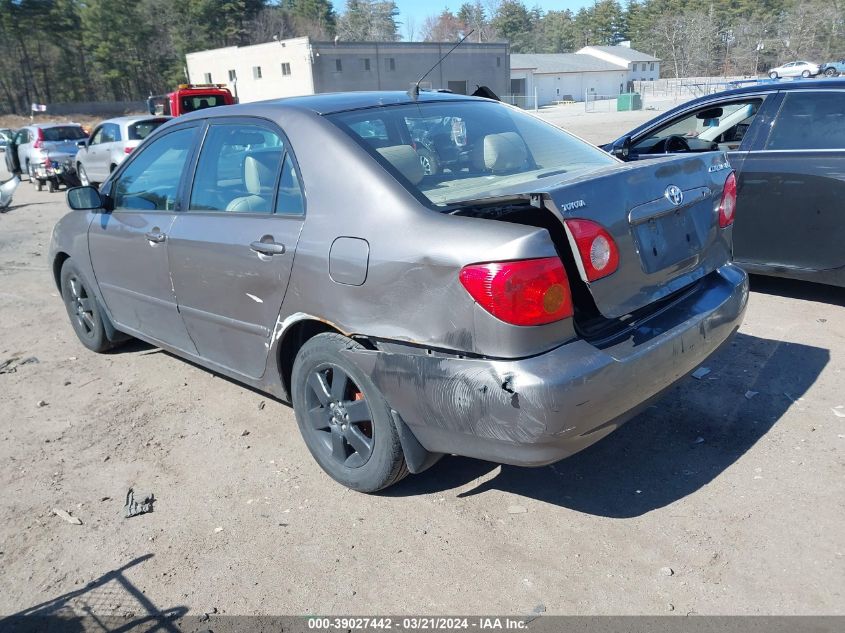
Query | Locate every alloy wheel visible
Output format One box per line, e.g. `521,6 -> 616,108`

66,274 -> 96,337
304,364 -> 375,468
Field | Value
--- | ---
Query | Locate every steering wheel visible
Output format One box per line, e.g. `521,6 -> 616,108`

664,135 -> 691,153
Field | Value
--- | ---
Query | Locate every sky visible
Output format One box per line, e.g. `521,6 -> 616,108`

393,0 -> 594,40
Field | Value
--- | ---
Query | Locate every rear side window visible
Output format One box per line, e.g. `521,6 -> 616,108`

43,126 -> 87,141
129,119 -> 169,140
766,92 -> 845,150
189,124 -> 284,214
113,127 -> 197,211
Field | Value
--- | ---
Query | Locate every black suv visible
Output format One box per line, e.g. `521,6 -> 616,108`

605,79 -> 845,287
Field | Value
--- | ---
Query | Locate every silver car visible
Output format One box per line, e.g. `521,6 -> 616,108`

50,92 -> 747,492
75,116 -> 171,187
4,123 -> 88,179
768,61 -> 820,79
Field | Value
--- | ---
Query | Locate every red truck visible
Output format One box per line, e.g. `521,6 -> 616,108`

146,83 -> 235,117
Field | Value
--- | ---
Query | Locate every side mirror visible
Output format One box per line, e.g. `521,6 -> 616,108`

76,140 -> 86,149
67,186 -> 105,211
610,135 -> 632,160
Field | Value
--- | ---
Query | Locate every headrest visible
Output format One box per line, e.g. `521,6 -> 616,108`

376,145 -> 424,185
478,132 -> 528,172
244,151 -> 280,194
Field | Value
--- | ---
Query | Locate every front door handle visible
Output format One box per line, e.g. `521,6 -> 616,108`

250,240 -> 285,256
145,231 -> 166,243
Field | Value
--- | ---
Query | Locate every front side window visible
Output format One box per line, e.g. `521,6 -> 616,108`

634,98 -> 763,153
189,124 -> 284,214
90,127 -> 105,145
766,91 -> 845,150
113,127 -> 196,211
328,101 -> 616,208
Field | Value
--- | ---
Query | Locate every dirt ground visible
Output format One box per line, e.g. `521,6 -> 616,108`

0,108 -> 843,621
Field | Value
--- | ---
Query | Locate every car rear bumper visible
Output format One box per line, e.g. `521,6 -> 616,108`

350,264 -> 749,467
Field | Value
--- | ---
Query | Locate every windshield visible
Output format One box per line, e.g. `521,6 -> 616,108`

129,118 -> 169,140
43,126 -> 87,141
327,101 -> 616,207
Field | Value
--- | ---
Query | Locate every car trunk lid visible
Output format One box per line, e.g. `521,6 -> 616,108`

534,152 -> 734,319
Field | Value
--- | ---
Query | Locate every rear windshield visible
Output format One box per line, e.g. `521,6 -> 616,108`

43,126 -> 87,141
180,95 -> 226,113
129,118 -> 169,140
327,100 -> 616,207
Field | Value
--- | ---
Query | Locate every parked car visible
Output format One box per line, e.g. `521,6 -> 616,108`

4,123 -> 87,181
768,61 -> 820,78
604,79 -> 845,287
0,128 -> 12,153
51,92 -> 747,492
819,58 -> 845,77
75,115 -> 171,187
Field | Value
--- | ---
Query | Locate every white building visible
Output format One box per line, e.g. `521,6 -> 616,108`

510,54 -> 629,106
186,37 -> 510,104
577,44 -> 661,83
510,45 -> 661,106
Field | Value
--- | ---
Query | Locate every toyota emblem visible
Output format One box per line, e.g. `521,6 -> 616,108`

665,185 -> 684,206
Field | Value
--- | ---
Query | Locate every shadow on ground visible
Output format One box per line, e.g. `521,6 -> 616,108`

0,555 -> 186,632
385,332 -> 829,517
749,275 -> 845,306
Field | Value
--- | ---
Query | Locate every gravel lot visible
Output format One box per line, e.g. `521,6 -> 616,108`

0,108 -> 843,620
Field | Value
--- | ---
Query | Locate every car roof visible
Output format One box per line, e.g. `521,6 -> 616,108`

28,122 -> 86,130
97,115 -> 173,127
181,90 -> 486,121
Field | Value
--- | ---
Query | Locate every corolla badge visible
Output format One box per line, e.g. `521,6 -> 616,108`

664,185 -> 684,206
560,199 -> 586,212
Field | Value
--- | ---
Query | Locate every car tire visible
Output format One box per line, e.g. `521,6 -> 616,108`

801,70 -> 811,78
48,179 -> 56,193
36,179 -> 43,192
824,68 -> 838,77
77,163 -> 93,188
291,333 -> 409,492
769,71 -> 778,79
60,259 -> 114,353
417,148 -> 439,176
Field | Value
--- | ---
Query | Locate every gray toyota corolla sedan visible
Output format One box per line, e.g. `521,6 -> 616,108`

50,91 -> 748,492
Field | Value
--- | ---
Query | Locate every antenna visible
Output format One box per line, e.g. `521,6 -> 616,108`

409,30 -> 475,100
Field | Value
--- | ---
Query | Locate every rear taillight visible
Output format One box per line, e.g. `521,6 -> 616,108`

718,172 -> 737,228
459,257 -> 573,326
32,128 -> 44,149
564,219 -> 620,281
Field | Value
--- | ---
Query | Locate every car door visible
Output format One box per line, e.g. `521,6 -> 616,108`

166,118 -> 306,379
732,89 -> 845,272
81,125 -> 106,180
5,130 -> 21,174
17,129 -> 32,174
88,124 -> 201,352
102,122 -> 122,176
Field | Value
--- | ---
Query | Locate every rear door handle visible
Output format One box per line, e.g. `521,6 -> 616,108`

250,240 -> 285,256
145,231 -> 166,243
